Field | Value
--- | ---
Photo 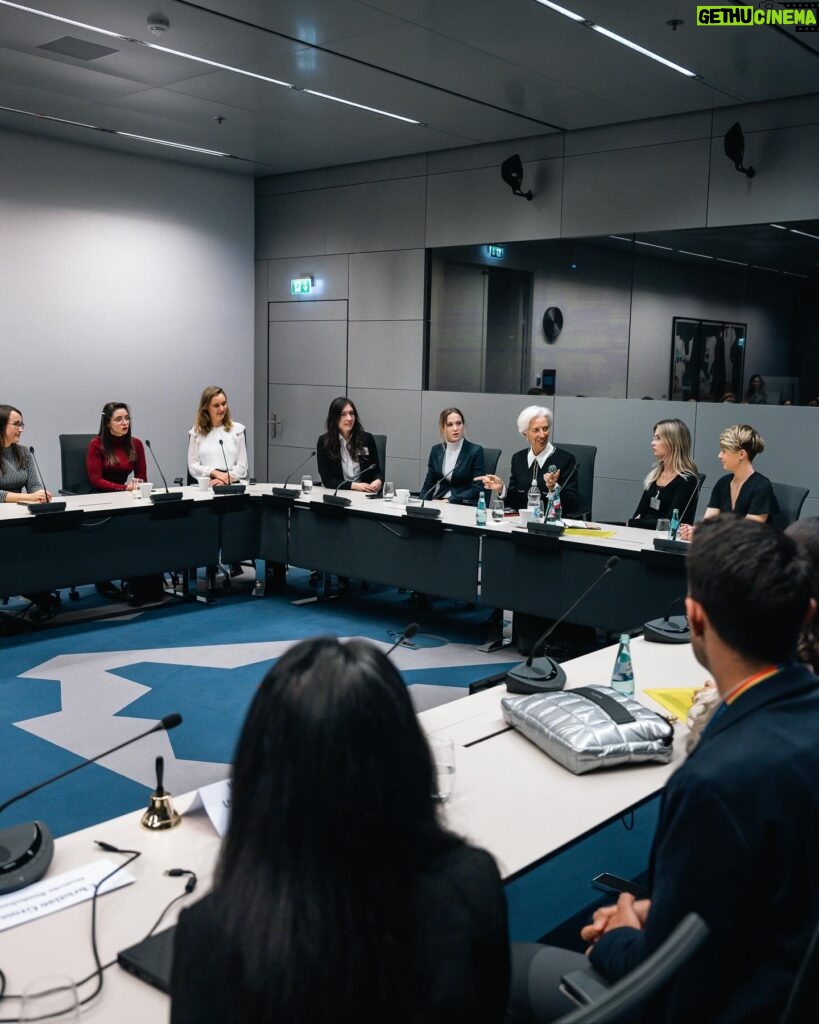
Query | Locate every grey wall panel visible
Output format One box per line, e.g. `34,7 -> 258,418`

256,190 -> 327,259
382,457 -> 422,491
562,140 -> 709,237
269,299 -> 347,321
348,388 -> 423,460
348,320 -> 424,390
326,153 -> 428,188
693,403 -> 819,498
267,384 -> 343,450
349,249 -> 426,320
710,94 -> 819,137
425,160 -> 562,248
427,134 -> 563,175
254,260 -> 270,480
266,255 -> 349,302
325,177 -> 427,253
265,444 -> 319,485
565,112 -> 711,157
706,123 -> 819,227
256,168 -> 328,196
268,319 -> 347,386
593,477 -> 642,524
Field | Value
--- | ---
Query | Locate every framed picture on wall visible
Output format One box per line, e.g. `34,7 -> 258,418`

670,317 -> 746,402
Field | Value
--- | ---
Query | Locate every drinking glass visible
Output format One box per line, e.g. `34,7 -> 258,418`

490,492 -> 504,522
429,735 -> 456,803
656,518 -> 671,536
21,976 -> 80,1022
383,481 -> 395,502
300,474 -> 313,494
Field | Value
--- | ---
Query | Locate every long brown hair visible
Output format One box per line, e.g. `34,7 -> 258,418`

0,404 -> 26,473
320,396 -> 368,463
194,386 -> 234,436
98,402 -> 136,466
643,419 -> 698,488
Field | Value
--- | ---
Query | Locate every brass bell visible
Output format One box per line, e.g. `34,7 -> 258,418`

141,756 -> 181,830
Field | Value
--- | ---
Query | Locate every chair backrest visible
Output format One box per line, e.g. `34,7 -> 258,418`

556,912 -> 709,1023
559,443 -> 597,520
483,447 -> 502,476
770,481 -> 809,529
371,434 -> 387,479
58,434 -> 95,495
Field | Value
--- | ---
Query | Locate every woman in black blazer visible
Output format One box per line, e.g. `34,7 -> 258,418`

316,396 -> 382,492
479,405 -> 579,516
421,407 -> 485,505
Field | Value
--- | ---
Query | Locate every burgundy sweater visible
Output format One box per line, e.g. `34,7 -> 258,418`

86,435 -> 147,491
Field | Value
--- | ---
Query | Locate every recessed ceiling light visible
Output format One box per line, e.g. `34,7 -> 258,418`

608,235 -> 631,242
589,25 -> 697,77
301,89 -> 421,124
532,1 -> 585,23
716,257 -> 747,266
0,103 -> 233,157
769,223 -> 787,230
634,240 -> 673,251
677,249 -> 713,259
790,228 -> 819,241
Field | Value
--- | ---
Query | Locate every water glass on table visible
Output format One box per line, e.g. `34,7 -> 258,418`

383,481 -> 395,502
300,474 -> 313,494
656,518 -> 671,537
429,735 -> 456,802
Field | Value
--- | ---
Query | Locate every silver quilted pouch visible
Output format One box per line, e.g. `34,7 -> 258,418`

501,685 -> 674,774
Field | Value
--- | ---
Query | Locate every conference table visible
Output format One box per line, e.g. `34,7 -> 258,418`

0,638 -> 698,1021
0,485 -> 687,632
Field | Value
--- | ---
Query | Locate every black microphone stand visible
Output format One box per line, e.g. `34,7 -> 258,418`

144,440 -> 184,503
213,439 -> 246,495
26,446 -> 66,515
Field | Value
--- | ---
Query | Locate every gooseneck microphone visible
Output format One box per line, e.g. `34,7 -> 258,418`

323,463 -> 376,506
407,474 -> 448,520
670,474 -> 701,540
272,449 -> 317,498
25,445 -> 66,514
653,474 -> 702,552
214,439 -> 246,495
385,622 -> 420,657
144,440 -> 184,503
644,594 -> 690,644
0,713 -> 183,895
506,556 -> 620,694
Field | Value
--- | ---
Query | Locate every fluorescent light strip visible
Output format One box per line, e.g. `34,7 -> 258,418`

716,257 -> 747,267
782,271 -> 808,278
608,235 -> 631,242
752,265 -> 779,273
769,223 -> 787,230
790,228 -> 819,241
634,240 -> 673,251
0,103 -> 232,157
301,89 -> 421,124
532,1 -> 585,23
678,249 -> 713,259
0,0 -> 419,124
590,25 -> 697,77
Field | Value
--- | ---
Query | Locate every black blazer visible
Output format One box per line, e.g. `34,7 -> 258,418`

316,431 -> 382,490
421,439 -> 485,505
590,663 -> 819,1023
506,447 -> 578,516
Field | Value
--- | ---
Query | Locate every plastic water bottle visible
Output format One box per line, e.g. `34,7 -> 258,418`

527,481 -> 541,521
550,483 -> 563,522
670,507 -> 680,538
475,491 -> 487,526
611,633 -> 635,697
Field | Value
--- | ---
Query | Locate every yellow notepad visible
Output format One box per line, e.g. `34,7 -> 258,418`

564,528 -> 618,538
643,688 -> 698,721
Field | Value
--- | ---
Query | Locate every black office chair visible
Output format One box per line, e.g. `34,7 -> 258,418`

771,482 -> 809,529
559,443 -> 597,520
372,433 -> 387,481
58,434 -> 94,495
780,914 -> 819,1024
555,913 -> 709,1023
483,447 -> 502,476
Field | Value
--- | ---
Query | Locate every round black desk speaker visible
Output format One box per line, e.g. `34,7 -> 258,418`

0,820 -> 55,894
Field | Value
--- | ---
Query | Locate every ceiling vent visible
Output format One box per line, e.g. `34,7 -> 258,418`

38,36 -> 119,61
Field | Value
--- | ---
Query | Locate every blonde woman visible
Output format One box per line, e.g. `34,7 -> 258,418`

679,424 -> 778,539
628,419 -> 699,529
188,386 -> 248,486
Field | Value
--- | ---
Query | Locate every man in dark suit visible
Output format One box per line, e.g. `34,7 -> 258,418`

510,516 -> 819,1022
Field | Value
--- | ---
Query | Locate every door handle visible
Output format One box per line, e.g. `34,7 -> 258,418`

267,412 -> 280,441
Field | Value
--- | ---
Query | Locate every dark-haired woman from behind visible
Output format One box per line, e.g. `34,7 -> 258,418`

171,637 -> 509,1024
316,396 -> 382,492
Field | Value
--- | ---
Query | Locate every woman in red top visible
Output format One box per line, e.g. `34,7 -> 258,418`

86,402 -> 147,492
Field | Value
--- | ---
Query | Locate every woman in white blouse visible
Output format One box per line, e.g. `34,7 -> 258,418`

188,386 -> 248,486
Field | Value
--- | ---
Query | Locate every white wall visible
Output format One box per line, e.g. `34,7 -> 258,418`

1,129 -> 254,489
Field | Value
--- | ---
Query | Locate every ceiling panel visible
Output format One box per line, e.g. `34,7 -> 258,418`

0,0 -> 815,175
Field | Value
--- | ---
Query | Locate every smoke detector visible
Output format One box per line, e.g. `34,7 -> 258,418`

147,14 -> 170,35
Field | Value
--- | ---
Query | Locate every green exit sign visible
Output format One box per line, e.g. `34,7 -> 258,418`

487,245 -> 504,259
290,276 -> 313,295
